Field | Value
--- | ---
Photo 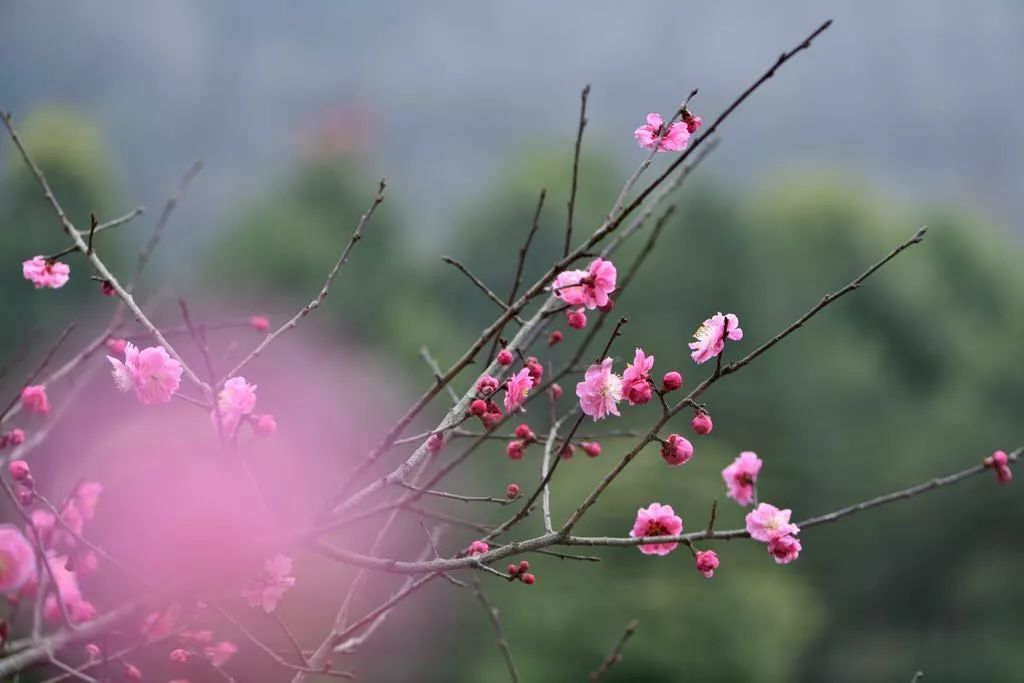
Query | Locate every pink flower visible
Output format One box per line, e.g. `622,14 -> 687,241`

170,648 -> 189,663
722,451 -> 762,506
581,442 -> 601,458
108,342 -> 183,405
549,383 -> 563,401
22,256 -> 70,289
745,503 -> 799,543
576,358 -> 623,421
4,428 -> 26,447
468,541 -> 489,556
567,307 -> 587,330
85,643 -> 102,659
496,349 -> 513,366
695,550 -> 719,578
629,502 -> 683,556
660,434 -> 693,466
553,258 -> 617,310
503,368 -> 534,414
105,337 -> 127,356
0,525 -> 37,593
212,376 -> 258,436
689,313 -> 743,364
525,356 -> 544,383
767,534 -> 802,564
692,412 -> 713,435
123,664 -> 142,681
621,347 -> 654,406
991,450 -> 1013,484
685,114 -> 703,135
249,315 -> 270,333
204,641 -> 238,667
21,385 -> 49,415
634,113 -> 690,152
241,554 -> 295,613
426,433 -> 445,453
42,554 -> 96,623
253,414 -> 277,438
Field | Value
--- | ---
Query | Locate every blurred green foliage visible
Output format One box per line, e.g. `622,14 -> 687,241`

207,143 -> 1024,682
0,107 -> 127,351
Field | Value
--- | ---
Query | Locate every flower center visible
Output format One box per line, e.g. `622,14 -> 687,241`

645,521 -> 669,538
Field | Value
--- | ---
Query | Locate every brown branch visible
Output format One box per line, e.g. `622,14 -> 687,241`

442,256 -> 526,325
565,85 -> 590,256
472,577 -> 520,683
589,620 -> 639,682
223,178 -> 386,382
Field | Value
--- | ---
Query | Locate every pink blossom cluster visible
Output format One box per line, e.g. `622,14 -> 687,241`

553,258 -> 617,310
506,559 -> 536,585
989,450 -> 1013,484
745,503 -> 802,564
211,376 -> 275,439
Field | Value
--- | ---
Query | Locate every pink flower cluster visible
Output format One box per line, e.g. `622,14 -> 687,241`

629,502 -> 683,556
108,342 -> 183,405
212,376 -> 258,438
553,258 -> 617,310
621,348 -> 654,406
22,256 -> 70,289
745,503 -> 802,564
990,450 -> 1013,484
689,312 -> 743,364
241,554 -> 296,613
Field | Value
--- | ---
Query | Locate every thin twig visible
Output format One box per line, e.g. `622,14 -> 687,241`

223,178 -> 386,382
442,257 -> 526,325
472,578 -> 520,683
589,620 -> 639,682
564,85 -> 590,256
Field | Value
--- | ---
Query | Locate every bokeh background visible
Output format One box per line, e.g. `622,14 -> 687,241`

2,2 -> 1022,681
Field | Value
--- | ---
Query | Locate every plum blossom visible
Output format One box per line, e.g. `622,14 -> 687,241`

621,347 -> 654,406
503,368 -> 534,414
576,358 -> 623,421
212,376 -> 258,437
695,550 -> 720,578
767,534 -> 802,564
553,258 -> 617,310
660,434 -> 693,466
991,450 -> 1013,484
204,641 -> 238,667
253,414 -> 277,438
567,307 -> 587,329
722,451 -> 762,506
242,554 -> 295,613
634,113 -> 690,152
692,412 -> 714,435
42,554 -> 97,623
107,342 -> 183,405
689,312 -> 743,364
629,502 -> 683,556
22,256 -> 70,289
468,540 -> 489,555
105,337 -> 127,356
684,113 -> 703,134
0,524 -> 37,593
21,385 -> 49,415
745,503 -> 799,543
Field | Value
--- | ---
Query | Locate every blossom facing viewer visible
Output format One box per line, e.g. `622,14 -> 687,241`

22,256 -> 70,289
629,502 -> 683,556
576,358 -> 623,421
722,451 -> 762,506
108,342 -> 183,405
503,368 -> 534,413
241,554 -> 296,613
689,312 -> 743,364
553,258 -> 617,310
695,550 -> 720,578
21,385 -> 49,415
634,113 -> 690,152
621,347 -> 654,406
0,524 -> 37,593
745,503 -> 799,542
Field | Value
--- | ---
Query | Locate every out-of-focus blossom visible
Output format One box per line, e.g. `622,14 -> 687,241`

22,256 -> 70,289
